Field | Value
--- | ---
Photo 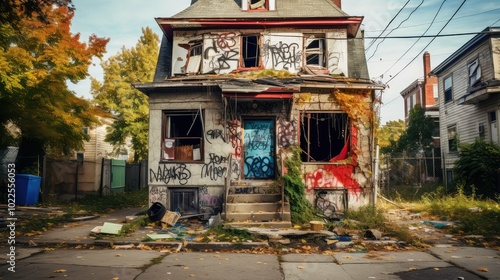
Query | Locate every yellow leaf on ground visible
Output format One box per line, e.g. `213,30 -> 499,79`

54,269 -> 67,273
477,267 -> 489,272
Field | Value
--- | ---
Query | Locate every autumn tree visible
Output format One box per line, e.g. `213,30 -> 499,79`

377,119 -> 405,150
0,4 -> 109,168
91,27 -> 159,162
381,105 -> 435,157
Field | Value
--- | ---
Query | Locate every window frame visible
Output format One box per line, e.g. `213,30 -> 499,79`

161,110 -> 204,162
304,34 -> 327,68
248,0 -> 268,11
241,34 -> 261,68
467,57 -> 482,87
447,125 -> 458,152
299,111 -> 350,163
443,75 -> 453,103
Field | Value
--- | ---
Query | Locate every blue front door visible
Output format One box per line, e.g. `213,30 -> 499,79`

243,119 -> 275,179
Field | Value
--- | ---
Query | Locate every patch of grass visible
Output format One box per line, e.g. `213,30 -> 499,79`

344,205 -> 387,230
201,225 -> 258,243
15,188 -> 148,235
419,186 -> 500,237
66,188 -> 149,214
120,215 -> 150,236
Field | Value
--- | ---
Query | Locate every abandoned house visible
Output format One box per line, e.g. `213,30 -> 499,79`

135,0 -> 384,227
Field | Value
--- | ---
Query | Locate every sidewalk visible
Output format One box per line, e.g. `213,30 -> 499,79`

7,207 -> 500,279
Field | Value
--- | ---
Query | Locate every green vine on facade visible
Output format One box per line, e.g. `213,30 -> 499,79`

282,146 -> 316,225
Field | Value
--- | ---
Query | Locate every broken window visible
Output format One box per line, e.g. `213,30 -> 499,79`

468,57 -> 481,86
162,110 -> 204,161
300,112 -> 350,162
249,0 -> 267,10
305,35 -> 326,67
185,41 -> 202,74
242,35 -> 260,68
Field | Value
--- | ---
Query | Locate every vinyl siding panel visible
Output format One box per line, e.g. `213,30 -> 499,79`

438,39 -> 496,169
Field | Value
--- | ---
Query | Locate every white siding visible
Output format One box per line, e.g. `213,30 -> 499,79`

438,38 -> 498,169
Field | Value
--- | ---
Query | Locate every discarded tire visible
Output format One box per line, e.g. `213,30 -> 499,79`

147,202 -> 166,222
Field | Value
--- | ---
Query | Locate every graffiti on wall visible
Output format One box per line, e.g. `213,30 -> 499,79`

305,168 -> 344,191
199,186 -> 222,215
305,165 -> 362,193
226,120 -> 242,158
277,118 -> 297,147
204,33 -> 239,74
149,185 -> 168,203
328,51 -> 342,75
262,39 -> 301,70
201,153 -> 229,181
149,164 -> 192,185
206,129 -> 225,144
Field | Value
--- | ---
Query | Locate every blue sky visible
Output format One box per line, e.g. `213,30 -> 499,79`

69,0 -> 500,124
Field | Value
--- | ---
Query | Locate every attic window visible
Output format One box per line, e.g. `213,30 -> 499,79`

468,57 -> 481,86
186,41 -> 202,74
305,35 -> 326,67
249,0 -> 267,10
300,112 -> 350,162
242,35 -> 260,68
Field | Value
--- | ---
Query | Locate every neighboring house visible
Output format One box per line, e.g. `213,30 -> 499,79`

400,52 -> 440,147
136,0 -> 383,226
430,27 -> 500,182
74,118 -> 134,194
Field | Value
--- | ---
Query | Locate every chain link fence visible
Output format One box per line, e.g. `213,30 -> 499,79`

378,153 -> 443,199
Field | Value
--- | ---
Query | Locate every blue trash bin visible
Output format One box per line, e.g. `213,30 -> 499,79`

15,174 -> 41,206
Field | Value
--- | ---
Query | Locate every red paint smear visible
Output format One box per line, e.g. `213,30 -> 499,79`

325,125 -> 361,192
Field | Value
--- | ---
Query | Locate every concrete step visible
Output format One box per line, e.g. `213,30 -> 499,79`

226,202 -> 290,213
225,211 -> 291,222
228,180 -> 282,195
227,194 -> 282,203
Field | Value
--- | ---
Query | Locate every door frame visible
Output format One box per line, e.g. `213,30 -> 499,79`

241,117 -> 277,180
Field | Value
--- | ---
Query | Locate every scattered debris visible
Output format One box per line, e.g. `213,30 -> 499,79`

100,222 -> 123,235
147,233 -> 177,240
161,211 -> 181,227
423,221 -> 455,229
364,229 -> 382,240
67,215 -> 99,222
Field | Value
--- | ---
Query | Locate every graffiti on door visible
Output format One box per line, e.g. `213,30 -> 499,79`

243,119 -> 275,179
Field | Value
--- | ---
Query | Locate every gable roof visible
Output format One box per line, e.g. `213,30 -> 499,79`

157,0 -> 361,38
172,0 -> 349,19
430,27 -> 500,76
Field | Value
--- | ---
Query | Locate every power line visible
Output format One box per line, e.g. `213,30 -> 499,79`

367,0 -> 425,62
365,0 -> 412,52
364,8 -> 500,34
381,0 -> 448,77
382,0 -> 468,107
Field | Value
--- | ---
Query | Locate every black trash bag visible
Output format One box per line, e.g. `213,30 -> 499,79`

147,202 -> 166,222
